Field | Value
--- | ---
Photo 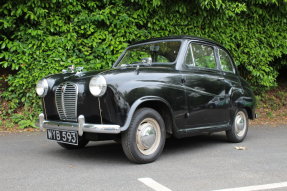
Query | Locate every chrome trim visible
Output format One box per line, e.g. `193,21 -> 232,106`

98,97 -> 103,124
38,113 -> 121,135
234,111 -> 247,138
39,113 -> 44,130
78,115 -> 84,136
42,97 -> 48,120
136,118 -> 161,155
55,82 -> 78,122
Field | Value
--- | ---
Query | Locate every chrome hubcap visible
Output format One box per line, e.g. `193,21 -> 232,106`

136,118 -> 161,155
235,111 -> 247,137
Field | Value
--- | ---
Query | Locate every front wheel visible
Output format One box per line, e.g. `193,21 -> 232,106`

121,108 -> 166,164
226,109 -> 248,143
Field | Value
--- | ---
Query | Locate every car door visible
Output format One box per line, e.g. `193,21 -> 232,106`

180,42 -> 229,129
217,47 -> 243,112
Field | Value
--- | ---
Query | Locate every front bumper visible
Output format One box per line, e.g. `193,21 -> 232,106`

38,113 -> 121,136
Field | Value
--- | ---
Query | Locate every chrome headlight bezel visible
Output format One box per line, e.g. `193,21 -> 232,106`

89,75 -> 107,97
36,79 -> 49,97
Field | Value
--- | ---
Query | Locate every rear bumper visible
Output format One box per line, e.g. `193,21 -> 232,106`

38,113 -> 121,136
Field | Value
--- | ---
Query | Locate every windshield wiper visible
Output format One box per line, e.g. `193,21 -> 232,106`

120,62 -> 152,68
119,58 -> 153,68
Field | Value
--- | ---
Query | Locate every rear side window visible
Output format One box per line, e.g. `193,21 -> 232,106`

192,43 -> 217,69
219,49 -> 234,73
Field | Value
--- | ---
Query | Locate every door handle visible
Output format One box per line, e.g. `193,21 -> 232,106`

218,77 -> 224,80
219,97 -> 225,101
181,78 -> 186,84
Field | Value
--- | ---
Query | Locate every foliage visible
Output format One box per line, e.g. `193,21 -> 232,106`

0,0 -> 287,128
257,83 -> 287,111
253,82 -> 287,124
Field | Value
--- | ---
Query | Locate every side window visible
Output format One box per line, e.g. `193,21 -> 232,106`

192,43 -> 216,69
157,55 -> 169,63
219,49 -> 234,73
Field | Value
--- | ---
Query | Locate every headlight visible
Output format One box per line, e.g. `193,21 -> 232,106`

89,75 -> 107,97
36,79 -> 49,97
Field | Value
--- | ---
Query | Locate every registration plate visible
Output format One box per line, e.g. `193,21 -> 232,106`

47,129 -> 78,145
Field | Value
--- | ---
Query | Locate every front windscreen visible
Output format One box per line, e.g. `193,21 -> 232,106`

116,41 -> 181,67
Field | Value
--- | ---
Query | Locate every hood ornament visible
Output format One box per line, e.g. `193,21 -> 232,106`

62,65 -> 84,74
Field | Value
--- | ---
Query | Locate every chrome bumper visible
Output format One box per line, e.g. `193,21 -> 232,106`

38,113 -> 121,136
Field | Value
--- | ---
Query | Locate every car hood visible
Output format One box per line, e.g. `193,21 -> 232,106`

45,65 -> 175,89
47,65 -> 172,80
45,69 -> 108,81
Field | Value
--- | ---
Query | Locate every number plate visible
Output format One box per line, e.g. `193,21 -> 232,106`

47,129 -> 78,145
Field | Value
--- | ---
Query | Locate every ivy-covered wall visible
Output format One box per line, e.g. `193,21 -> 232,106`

0,0 -> 287,128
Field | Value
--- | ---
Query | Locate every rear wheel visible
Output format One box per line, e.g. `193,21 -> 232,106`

121,108 -> 166,164
226,109 -> 248,143
57,138 -> 89,149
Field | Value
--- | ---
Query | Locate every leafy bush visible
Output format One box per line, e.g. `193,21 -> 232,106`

0,0 -> 287,128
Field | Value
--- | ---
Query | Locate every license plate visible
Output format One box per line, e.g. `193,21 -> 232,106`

47,129 -> 78,145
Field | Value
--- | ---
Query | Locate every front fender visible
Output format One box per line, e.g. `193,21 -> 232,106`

120,96 -> 173,132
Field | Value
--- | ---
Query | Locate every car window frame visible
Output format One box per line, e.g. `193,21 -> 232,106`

182,41 -> 221,72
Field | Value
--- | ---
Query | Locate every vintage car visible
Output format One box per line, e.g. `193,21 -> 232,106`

36,36 -> 256,163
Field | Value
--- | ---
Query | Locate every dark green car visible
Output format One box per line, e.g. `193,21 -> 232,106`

36,36 -> 256,163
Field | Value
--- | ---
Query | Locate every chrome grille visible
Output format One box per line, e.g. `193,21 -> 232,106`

55,82 -> 78,121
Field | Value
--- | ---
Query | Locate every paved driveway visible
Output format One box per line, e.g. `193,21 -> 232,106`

0,126 -> 287,191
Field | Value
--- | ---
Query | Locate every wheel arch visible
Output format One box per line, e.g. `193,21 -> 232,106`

242,106 -> 255,119
229,88 -> 256,120
120,96 -> 175,134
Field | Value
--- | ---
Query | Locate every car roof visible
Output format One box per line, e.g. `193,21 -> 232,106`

131,35 -> 223,47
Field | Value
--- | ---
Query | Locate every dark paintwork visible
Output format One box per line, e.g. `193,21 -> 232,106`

41,36 -> 256,139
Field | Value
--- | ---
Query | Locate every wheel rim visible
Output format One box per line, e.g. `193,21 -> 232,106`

136,118 -> 161,155
234,111 -> 247,137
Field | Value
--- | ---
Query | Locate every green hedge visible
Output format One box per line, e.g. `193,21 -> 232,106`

0,0 -> 287,128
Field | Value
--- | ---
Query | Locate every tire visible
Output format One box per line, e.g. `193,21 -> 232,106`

57,137 -> 89,149
226,109 -> 249,143
121,108 -> 166,164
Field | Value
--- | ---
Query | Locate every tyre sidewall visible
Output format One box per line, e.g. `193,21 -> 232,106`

227,108 -> 249,142
123,108 -> 166,163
